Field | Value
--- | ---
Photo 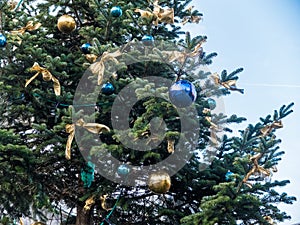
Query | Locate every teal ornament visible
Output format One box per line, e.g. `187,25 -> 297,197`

225,171 -> 235,181
81,161 -> 95,188
0,33 -> 7,47
80,43 -> 92,54
141,35 -> 154,46
110,6 -> 122,17
117,164 -> 130,176
169,80 -> 197,108
207,98 -> 216,110
101,82 -> 115,95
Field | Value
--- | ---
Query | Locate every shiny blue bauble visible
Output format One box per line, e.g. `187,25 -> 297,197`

169,80 -> 197,108
225,171 -> 235,181
101,82 -> 115,95
207,98 -> 216,110
0,34 -> 7,47
80,43 -> 92,54
141,35 -> 154,46
117,164 -> 130,176
110,6 -> 122,17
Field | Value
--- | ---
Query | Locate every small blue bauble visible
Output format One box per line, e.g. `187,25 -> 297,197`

0,34 -> 7,47
101,82 -> 115,95
225,171 -> 235,181
117,164 -> 130,176
110,6 -> 122,17
80,43 -> 92,54
169,80 -> 197,108
141,35 -> 154,46
207,98 -> 216,110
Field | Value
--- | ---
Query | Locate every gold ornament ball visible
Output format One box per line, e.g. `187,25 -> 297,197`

57,15 -> 76,33
148,171 -> 171,194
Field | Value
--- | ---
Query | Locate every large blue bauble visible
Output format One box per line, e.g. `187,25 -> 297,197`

0,34 -> 7,47
117,164 -> 130,176
141,35 -> 154,46
80,43 -> 92,54
101,82 -> 115,95
110,6 -> 122,17
207,98 -> 216,110
169,80 -> 197,108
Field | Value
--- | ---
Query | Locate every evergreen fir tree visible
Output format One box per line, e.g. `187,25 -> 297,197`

0,0 -> 296,224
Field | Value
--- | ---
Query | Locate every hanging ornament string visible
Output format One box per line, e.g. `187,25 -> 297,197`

98,173 -> 129,225
7,92 -> 114,108
99,182 -> 127,225
13,0 -> 24,11
99,194 -> 121,225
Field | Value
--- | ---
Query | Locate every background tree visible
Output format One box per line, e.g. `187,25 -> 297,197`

0,0 -> 296,224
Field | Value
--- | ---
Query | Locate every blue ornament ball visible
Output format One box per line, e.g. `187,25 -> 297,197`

110,6 -> 122,17
169,80 -> 197,108
0,33 -> 7,47
207,98 -> 216,110
117,164 -> 130,176
101,82 -> 115,95
80,43 -> 92,54
225,171 -> 235,181
141,35 -> 154,46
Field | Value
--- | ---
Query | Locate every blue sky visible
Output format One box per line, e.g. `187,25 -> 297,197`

187,0 -> 300,223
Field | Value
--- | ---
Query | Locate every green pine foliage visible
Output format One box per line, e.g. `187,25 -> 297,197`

0,0 -> 295,224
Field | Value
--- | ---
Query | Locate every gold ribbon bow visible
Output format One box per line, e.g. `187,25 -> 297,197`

153,0 -> 174,25
89,50 -> 122,85
161,40 -> 206,64
135,0 -> 174,26
65,119 -> 110,160
85,54 -> 98,63
8,1 -> 18,10
11,21 -> 42,35
242,153 -> 271,188
100,194 -> 112,211
134,9 -> 155,22
20,218 -> 46,225
264,216 -> 276,225
202,108 -> 219,130
211,73 -> 244,94
25,62 -> 61,96
260,120 -> 283,137
167,138 -> 175,153
84,195 -> 95,211
182,6 -> 202,25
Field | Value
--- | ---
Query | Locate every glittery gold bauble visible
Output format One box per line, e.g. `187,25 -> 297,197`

148,171 -> 171,194
57,15 -> 76,33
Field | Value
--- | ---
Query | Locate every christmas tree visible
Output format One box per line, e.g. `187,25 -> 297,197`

0,0 -> 296,224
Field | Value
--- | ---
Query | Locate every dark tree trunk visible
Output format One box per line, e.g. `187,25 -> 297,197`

75,205 -> 92,225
